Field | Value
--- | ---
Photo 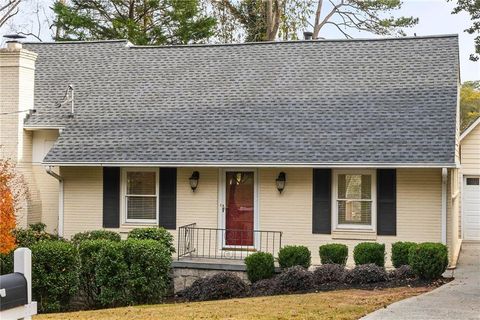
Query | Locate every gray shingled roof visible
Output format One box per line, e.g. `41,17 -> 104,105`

24,35 -> 459,166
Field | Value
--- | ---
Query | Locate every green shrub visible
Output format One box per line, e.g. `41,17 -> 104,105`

123,239 -> 172,304
391,242 -> 417,268
0,252 -> 13,275
353,242 -> 385,267
278,245 -> 311,269
78,240 -> 111,308
29,222 -> 47,232
13,224 -> 57,248
78,239 -> 173,308
95,241 -> 131,307
72,230 -> 121,245
319,243 -> 348,266
244,252 -> 275,283
127,227 -> 175,254
31,240 -> 79,313
408,242 -> 448,280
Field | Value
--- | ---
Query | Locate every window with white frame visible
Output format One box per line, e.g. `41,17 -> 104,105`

334,170 -> 375,229
123,168 -> 158,223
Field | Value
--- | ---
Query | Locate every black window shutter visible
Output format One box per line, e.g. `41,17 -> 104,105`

159,168 -> 177,230
377,169 -> 397,235
103,167 -> 120,228
312,169 -> 332,234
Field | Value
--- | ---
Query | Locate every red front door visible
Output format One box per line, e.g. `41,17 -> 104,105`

225,171 -> 254,246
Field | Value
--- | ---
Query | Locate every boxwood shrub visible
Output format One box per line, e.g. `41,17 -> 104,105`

244,252 -> 275,283
408,242 -> 448,280
127,227 -> 175,254
278,245 -> 311,269
353,242 -> 385,267
72,230 -> 121,245
319,243 -> 348,266
391,242 -> 417,268
31,240 -> 79,313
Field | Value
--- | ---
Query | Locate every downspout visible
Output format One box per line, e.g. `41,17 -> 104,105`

45,166 -> 64,238
441,168 -> 448,245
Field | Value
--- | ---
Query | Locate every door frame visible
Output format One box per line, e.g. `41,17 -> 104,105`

462,174 -> 480,240
218,168 -> 259,248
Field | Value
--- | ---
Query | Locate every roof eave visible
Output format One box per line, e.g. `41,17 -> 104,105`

41,161 -> 458,168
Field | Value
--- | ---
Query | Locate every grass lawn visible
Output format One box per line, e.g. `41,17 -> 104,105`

36,287 -> 430,320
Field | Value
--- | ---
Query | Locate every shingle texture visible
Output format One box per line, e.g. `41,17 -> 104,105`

24,36 -> 459,165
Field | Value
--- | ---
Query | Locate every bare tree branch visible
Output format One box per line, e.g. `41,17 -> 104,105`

313,0 -> 345,39
0,0 -> 21,28
325,21 -> 352,38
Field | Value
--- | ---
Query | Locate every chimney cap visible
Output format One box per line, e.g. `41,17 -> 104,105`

303,31 -> 313,40
3,34 -> 26,41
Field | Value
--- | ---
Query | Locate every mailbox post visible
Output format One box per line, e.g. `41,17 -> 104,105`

0,248 -> 37,320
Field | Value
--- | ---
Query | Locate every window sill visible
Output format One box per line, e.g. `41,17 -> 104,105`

332,230 -> 377,240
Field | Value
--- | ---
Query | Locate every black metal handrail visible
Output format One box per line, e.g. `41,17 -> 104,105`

177,223 -> 282,260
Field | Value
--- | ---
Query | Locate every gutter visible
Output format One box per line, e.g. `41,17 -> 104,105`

40,161 -> 459,168
45,166 -> 64,238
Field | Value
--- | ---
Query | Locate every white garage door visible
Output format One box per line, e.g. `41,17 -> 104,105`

464,176 -> 480,241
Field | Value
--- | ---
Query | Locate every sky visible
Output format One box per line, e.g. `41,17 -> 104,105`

1,0 -> 478,81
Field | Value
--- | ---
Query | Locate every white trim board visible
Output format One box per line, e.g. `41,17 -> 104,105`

460,117 -> 480,141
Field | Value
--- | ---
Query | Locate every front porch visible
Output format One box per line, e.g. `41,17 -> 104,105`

172,223 -> 282,292
176,223 -> 283,261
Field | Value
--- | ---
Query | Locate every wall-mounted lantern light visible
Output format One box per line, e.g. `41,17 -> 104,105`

189,171 -> 200,192
276,172 -> 286,193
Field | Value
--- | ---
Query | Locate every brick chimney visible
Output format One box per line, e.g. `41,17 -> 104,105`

0,36 -> 38,227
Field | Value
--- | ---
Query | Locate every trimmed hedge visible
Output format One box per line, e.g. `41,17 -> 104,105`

95,241 -> 131,307
391,242 -> 417,268
123,239 -> 172,304
127,227 -> 175,254
78,240 -> 111,308
409,242 -> 448,280
278,245 -> 311,269
319,243 -> 348,266
78,239 -> 173,308
244,252 -> 275,283
353,242 -> 385,267
72,230 -> 121,245
31,240 -> 80,313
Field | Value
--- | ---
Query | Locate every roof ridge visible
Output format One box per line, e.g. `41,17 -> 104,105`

129,34 -> 459,49
22,34 -> 458,48
23,39 -> 129,45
